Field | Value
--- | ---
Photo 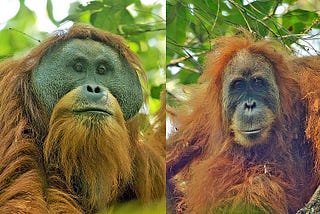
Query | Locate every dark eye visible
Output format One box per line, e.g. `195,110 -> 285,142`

73,62 -> 83,72
231,79 -> 246,90
251,77 -> 265,90
97,65 -> 107,74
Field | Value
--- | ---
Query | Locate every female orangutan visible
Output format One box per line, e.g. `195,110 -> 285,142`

167,34 -> 320,214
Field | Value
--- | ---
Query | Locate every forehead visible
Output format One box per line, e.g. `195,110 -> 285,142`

57,38 -> 119,59
224,50 -> 274,79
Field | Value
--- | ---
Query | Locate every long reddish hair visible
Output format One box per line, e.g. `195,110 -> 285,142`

294,56 -> 320,169
0,25 -> 164,213
167,35 -> 315,213
43,88 -> 132,212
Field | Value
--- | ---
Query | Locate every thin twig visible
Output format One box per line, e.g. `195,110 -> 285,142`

8,27 -> 41,43
229,0 -> 253,33
262,0 -> 281,21
211,0 -> 220,39
167,51 -> 207,67
167,62 -> 201,74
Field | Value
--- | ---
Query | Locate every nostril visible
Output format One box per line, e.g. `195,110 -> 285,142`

244,100 -> 256,111
86,85 -> 102,94
252,101 -> 256,108
83,85 -> 105,102
87,85 -> 93,93
94,86 -> 101,93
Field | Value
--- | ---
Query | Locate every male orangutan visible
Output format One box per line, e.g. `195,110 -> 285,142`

167,35 -> 320,213
0,25 -> 165,213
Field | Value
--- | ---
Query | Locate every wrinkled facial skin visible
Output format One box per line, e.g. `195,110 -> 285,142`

31,39 -> 143,120
222,50 -> 280,147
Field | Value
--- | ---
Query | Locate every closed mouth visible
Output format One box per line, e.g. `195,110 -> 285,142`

73,108 -> 112,115
241,128 -> 262,134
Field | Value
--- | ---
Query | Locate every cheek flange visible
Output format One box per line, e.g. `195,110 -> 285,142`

30,39 -> 144,121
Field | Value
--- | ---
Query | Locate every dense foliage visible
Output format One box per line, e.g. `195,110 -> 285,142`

167,0 -> 320,88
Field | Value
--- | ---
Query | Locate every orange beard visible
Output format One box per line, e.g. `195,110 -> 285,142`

43,88 -> 132,211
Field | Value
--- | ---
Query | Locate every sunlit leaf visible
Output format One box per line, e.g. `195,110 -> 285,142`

79,1 -> 104,11
282,9 -> 318,34
46,0 -> 59,25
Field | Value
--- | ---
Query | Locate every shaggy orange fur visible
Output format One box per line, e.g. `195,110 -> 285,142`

167,35 -> 318,213
0,25 -> 165,213
293,56 -> 320,167
293,56 -> 320,213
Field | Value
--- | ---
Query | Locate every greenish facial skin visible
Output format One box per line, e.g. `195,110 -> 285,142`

31,39 -> 143,120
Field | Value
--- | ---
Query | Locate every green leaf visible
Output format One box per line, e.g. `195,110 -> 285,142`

177,70 -> 200,84
103,0 -> 135,7
282,9 -> 318,34
90,9 -> 119,32
190,0 -> 218,12
79,1 -> 105,11
118,23 -> 165,35
119,9 -> 134,25
90,7 -> 135,33
59,2 -> 88,23
151,84 -> 164,99
282,0 -> 298,4
245,0 -> 274,19
167,2 -> 188,45
46,0 -> 58,25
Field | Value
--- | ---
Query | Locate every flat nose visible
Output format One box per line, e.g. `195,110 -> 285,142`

244,99 -> 256,112
83,84 -> 105,101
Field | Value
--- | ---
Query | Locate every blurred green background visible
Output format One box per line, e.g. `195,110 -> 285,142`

0,0 -> 165,114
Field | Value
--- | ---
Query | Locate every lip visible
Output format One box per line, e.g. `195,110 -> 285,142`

241,128 -> 262,134
73,108 -> 112,115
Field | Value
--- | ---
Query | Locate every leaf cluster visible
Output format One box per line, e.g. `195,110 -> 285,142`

167,0 -> 320,86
